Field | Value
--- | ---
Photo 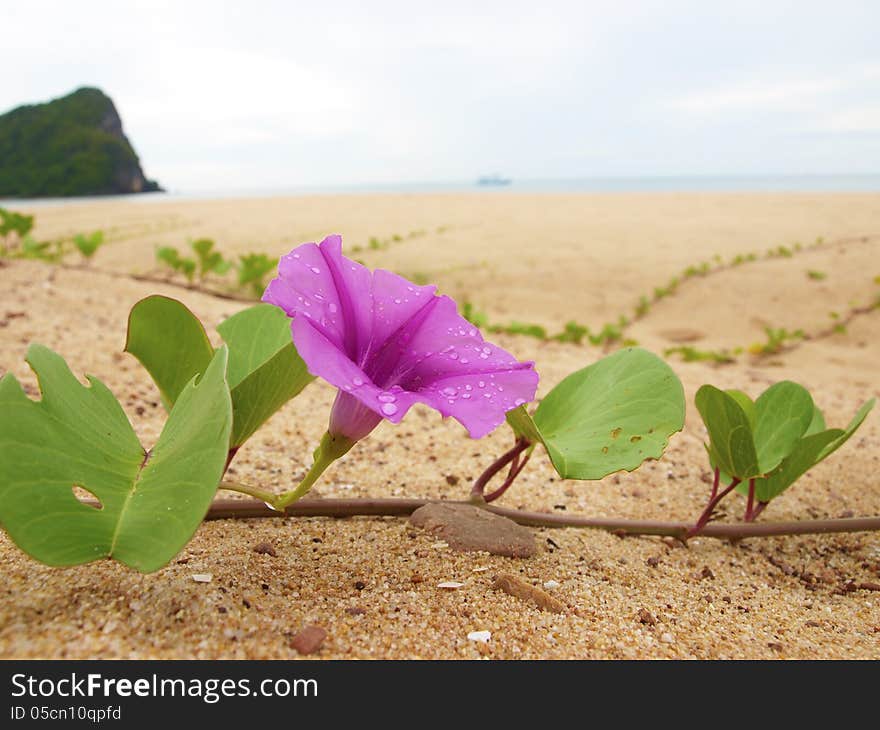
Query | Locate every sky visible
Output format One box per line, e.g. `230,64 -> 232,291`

2,1 -> 879,191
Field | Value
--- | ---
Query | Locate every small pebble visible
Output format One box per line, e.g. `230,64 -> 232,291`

191,574 -> 212,583
660,632 -> 674,644
543,580 -> 560,590
438,581 -> 465,589
467,630 -> 491,643
289,625 -> 327,655
431,541 -> 450,549
252,542 -> 276,556
638,608 -> 657,625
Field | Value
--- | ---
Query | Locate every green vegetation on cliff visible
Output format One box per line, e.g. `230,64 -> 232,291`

0,87 -> 162,198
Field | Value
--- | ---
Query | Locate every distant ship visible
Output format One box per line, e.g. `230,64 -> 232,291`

476,174 -> 512,186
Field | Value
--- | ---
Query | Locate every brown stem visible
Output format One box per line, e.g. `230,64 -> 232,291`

470,438 -> 530,501
483,450 -> 533,503
688,479 -> 740,538
751,501 -> 768,520
744,478 -> 756,521
200,497 -> 880,540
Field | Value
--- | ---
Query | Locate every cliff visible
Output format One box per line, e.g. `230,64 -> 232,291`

0,87 -> 162,198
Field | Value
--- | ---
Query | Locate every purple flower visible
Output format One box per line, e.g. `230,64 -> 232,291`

263,235 -> 538,442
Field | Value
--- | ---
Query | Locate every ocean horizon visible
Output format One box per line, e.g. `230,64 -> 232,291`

3,173 -> 880,207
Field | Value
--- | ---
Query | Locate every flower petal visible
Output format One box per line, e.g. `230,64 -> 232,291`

265,237 -> 538,441
291,316 -> 420,425
263,235 -> 374,362
367,268 -> 437,360
417,368 -> 540,438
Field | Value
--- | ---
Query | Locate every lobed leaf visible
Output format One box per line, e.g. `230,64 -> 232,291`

125,296 -> 313,449
0,345 -> 232,572
125,295 -> 214,410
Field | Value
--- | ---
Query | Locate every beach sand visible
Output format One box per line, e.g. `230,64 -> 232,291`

1,192 -> 878,659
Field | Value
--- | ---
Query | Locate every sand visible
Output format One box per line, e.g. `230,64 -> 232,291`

0,191 -> 878,659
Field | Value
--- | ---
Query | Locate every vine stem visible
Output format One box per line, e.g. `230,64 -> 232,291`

469,438 -> 531,502
744,478 -> 756,522
687,479 -> 740,538
201,495 -> 880,540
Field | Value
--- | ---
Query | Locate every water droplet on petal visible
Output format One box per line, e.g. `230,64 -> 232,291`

482,347 -> 491,354
497,385 -> 504,392
377,392 -> 396,403
310,266 -> 321,274
449,352 -> 459,360
442,387 -> 456,396
468,328 -> 477,337
465,384 -> 472,391
353,377 -> 364,387
293,253 -> 301,259
460,357 -> 469,364
394,298 -> 402,304
328,302 -> 338,314
462,393 -> 471,399
381,403 -> 398,416
514,398 -> 526,406
478,381 -> 485,388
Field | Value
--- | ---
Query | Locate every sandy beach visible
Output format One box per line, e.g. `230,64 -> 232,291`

1,191 -> 878,659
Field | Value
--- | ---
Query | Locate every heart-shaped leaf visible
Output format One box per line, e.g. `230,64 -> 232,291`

695,385 -> 760,479
0,345 -> 232,572
512,348 -> 685,480
126,296 -> 314,449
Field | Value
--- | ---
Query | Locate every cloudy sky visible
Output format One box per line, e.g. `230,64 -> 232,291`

3,1 -> 879,190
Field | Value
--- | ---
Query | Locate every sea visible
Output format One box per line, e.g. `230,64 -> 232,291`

2,174 -> 880,208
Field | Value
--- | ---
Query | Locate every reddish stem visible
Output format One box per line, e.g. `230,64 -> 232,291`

470,438 -> 530,501
709,467 -> 720,501
484,450 -> 533,503
744,478 -> 756,521
688,478 -> 740,537
751,501 -> 768,520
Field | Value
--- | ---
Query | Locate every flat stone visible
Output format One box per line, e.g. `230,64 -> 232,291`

409,503 -> 536,558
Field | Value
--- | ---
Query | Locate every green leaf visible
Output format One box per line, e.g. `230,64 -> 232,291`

0,345 -> 232,572
738,429 -> 843,502
73,231 -> 104,258
217,304 -> 315,447
530,348 -> 685,479
735,398 -> 872,503
752,381 -> 814,474
125,295 -> 214,410
805,405 -> 826,437
126,297 -> 314,449
725,389 -> 756,431
695,385 -> 760,479
816,398 -> 874,461
505,404 -> 544,444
